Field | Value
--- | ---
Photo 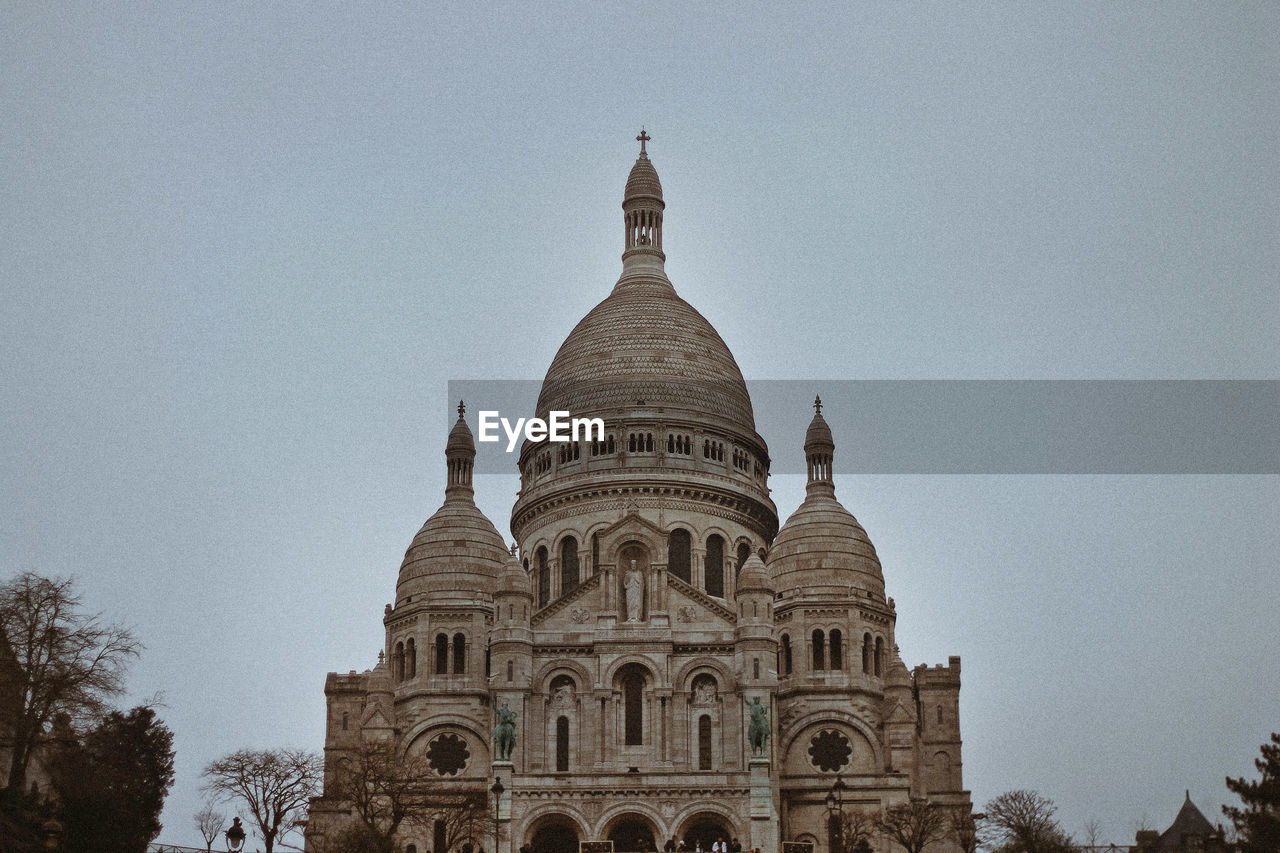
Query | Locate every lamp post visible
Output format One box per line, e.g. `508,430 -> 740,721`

490,777 -> 505,853
225,816 -> 246,852
41,817 -> 62,850
826,775 -> 847,853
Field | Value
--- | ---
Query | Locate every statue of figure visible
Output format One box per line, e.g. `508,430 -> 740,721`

745,696 -> 769,757
491,699 -> 516,761
624,559 -> 644,622
693,678 -> 717,705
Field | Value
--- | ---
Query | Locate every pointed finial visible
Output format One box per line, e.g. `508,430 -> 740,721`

457,399 -> 466,418
636,127 -> 650,155
814,395 -> 822,414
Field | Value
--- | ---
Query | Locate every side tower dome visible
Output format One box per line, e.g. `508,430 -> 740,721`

768,397 -> 885,599
396,402 -> 507,606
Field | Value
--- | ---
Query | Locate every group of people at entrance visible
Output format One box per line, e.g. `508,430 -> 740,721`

663,836 -> 743,853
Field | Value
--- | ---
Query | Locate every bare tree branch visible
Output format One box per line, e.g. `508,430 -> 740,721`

0,572 -> 140,791
202,748 -> 321,853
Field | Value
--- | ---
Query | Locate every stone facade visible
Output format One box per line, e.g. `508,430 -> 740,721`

306,138 -> 972,853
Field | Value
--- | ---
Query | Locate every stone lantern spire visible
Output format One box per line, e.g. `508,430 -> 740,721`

445,400 -> 476,500
621,127 -> 666,273
804,395 -> 836,494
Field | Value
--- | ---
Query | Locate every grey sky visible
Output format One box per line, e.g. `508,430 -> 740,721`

2,2 -> 1276,847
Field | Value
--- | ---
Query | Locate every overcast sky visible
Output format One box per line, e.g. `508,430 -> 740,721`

2,3 -> 1277,849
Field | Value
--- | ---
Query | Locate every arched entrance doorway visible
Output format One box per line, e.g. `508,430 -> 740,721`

606,814 -> 657,852
679,813 -> 734,851
529,816 -> 580,853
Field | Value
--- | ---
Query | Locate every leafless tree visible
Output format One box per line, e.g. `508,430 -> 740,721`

429,793 -> 495,853
831,808 -> 878,853
875,799 -> 950,853
0,572 -> 140,791
202,748 -> 322,853
983,790 -> 1074,853
947,806 -> 984,853
328,738 -> 440,841
1081,819 -> 1102,850
195,801 -> 226,852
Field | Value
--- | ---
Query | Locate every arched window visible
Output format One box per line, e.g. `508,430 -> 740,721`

874,636 -> 884,676
536,546 -> 550,608
705,534 -> 724,597
829,630 -> 842,670
591,532 -> 600,574
668,529 -> 692,584
560,537 -> 579,594
506,660 -> 513,682
736,542 -> 751,575
433,820 -> 446,853
394,642 -> 405,682
406,846 -> 417,853
342,711 -> 348,731
812,629 -> 826,671
753,658 -> 760,679
698,714 -> 712,770
484,646 -> 490,678
435,634 -> 448,675
556,715 -> 570,772
452,633 -> 466,674
622,668 -> 644,745
781,634 -> 793,675
937,705 -> 944,725
405,638 -> 416,678
862,632 -> 872,674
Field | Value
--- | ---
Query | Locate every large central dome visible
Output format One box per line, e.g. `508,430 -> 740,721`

535,139 -> 756,438
535,278 -> 756,435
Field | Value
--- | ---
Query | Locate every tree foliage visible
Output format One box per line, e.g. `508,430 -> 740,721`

203,747 -> 322,853
49,705 -> 176,853
0,572 -> 140,791
1223,732 -> 1280,853
875,800 -> 950,853
982,790 -> 1074,853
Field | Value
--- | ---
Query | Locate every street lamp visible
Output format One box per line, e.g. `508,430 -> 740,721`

41,817 -> 62,850
225,816 -> 246,852
827,776 -> 847,853
490,777 -> 505,853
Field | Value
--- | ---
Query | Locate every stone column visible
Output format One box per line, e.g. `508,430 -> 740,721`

748,757 -> 778,853
493,760 -> 514,853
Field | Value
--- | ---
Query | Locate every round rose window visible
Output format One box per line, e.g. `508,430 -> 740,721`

808,729 -> 852,772
426,733 -> 470,776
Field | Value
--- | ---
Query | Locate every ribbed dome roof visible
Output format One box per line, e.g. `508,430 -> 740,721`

736,552 -> 773,594
535,276 -> 757,434
625,154 -> 663,202
769,490 -> 884,595
397,500 -> 507,601
498,547 -> 532,596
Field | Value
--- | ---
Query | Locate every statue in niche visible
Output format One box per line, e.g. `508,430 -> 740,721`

745,696 -> 770,757
551,679 -> 575,708
692,678 -> 717,705
491,699 -> 516,761
624,559 -> 644,622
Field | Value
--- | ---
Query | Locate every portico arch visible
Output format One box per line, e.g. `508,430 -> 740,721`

602,809 -> 661,852
524,809 -> 587,853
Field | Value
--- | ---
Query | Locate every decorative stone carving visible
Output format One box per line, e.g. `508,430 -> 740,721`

571,608 -> 591,624
677,605 -> 697,623
692,675 -> 717,705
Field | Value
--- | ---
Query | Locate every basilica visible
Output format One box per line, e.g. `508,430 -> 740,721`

305,137 -> 971,853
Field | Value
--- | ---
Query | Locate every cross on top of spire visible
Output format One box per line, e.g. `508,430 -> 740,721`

636,127 -> 650,155
814,395 -> 822,414
457,400 -> 466,418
